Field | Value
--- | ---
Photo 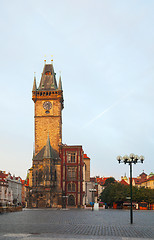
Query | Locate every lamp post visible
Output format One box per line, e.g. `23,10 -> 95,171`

117,154 -> 144,224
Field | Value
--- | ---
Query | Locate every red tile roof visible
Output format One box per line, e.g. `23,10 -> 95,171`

139,172 -> 147,178
83,154 -> 90,159
120,179 -> 129,185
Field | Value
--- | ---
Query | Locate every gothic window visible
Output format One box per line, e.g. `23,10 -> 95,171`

54,170 -> 57,181
72,183 -> 76,192
38,169 -> 43,183
44,166 -> 49,181
68,183 -> 71,192
34,170 -> 38,185
50,167 -> 52,180
85,164 -> 87,171
67,183 -> 76,192
67,152 -> 76,163
67,167 -> 76,180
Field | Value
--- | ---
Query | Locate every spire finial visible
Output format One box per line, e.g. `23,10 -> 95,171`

32,73 -> 37,91
44,55 -> 46,65
51,55 -> 53,64
58,71 -> 62,90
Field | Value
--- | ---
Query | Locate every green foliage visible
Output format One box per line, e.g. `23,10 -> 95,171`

104,177 -> 115,186
100,183 -> 154,205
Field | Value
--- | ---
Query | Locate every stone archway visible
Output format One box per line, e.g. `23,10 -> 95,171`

68,195 -> 75,206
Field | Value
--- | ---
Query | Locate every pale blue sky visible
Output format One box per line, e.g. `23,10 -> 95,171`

0,0 -> 154,179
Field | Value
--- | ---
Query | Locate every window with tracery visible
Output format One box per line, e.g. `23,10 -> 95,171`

67,152 -> 76,163
67,182 -> 76,192
67,167 -> 76,180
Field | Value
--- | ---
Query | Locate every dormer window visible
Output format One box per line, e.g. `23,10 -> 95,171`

45,71 -> 51,75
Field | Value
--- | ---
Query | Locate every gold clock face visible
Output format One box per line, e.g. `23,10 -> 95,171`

43,101 -> 52,110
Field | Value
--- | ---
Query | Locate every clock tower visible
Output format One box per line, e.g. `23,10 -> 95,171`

27,62 -> 64,208
32,63 -> 64,155
26,61 -> 85,208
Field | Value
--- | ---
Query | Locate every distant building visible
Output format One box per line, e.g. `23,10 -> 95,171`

123,171 -> 154,189
89,176 -> 115,202
139,174 -> 154,189
83,154 -> 94,204
119,179 -> 129,186
0,171 -> 10,207
0,171 -> 22,207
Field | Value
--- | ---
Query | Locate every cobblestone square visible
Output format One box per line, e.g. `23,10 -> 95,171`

0,209 -> 153,240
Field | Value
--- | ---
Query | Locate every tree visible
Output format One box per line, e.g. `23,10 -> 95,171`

104,177 -> 115,186
100,182 -> 154,206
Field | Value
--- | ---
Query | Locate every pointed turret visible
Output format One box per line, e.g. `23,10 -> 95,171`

38,63 -> 58,90
43,134 -> 52,159
32,75 -> 37,91
58,74 -> 62,90
33,142 -> 35,158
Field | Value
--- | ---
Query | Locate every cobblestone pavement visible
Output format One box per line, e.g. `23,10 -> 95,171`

0,209 -> 153,240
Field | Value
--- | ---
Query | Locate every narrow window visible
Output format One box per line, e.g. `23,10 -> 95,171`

68,183 -> 71,192
72,183 -> 76,192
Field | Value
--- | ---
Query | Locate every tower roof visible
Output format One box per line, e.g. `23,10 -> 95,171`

38,64 -> 58,90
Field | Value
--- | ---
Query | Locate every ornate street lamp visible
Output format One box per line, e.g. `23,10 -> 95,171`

117,154 -> 144,224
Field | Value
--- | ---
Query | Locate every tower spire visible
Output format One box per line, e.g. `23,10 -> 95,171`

58,72 -> 62,90
43,134 -> 52,158
38,63 -> 58,90
32,73 -> 37,91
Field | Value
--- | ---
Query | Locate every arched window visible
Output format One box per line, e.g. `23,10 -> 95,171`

67,183 -> 71,192
67,183 -> 76,192
54,170 -> 57,180
72,183 -> 76,192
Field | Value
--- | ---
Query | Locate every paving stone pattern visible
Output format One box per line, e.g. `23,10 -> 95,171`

0,209 -> 153,239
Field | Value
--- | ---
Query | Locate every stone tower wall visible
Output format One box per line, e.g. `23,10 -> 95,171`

34,98 -> 62,155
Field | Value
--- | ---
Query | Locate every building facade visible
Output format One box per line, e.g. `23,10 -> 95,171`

0,171 -> 22,207
60,145 -> 84,207
26,62 -> 87,208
